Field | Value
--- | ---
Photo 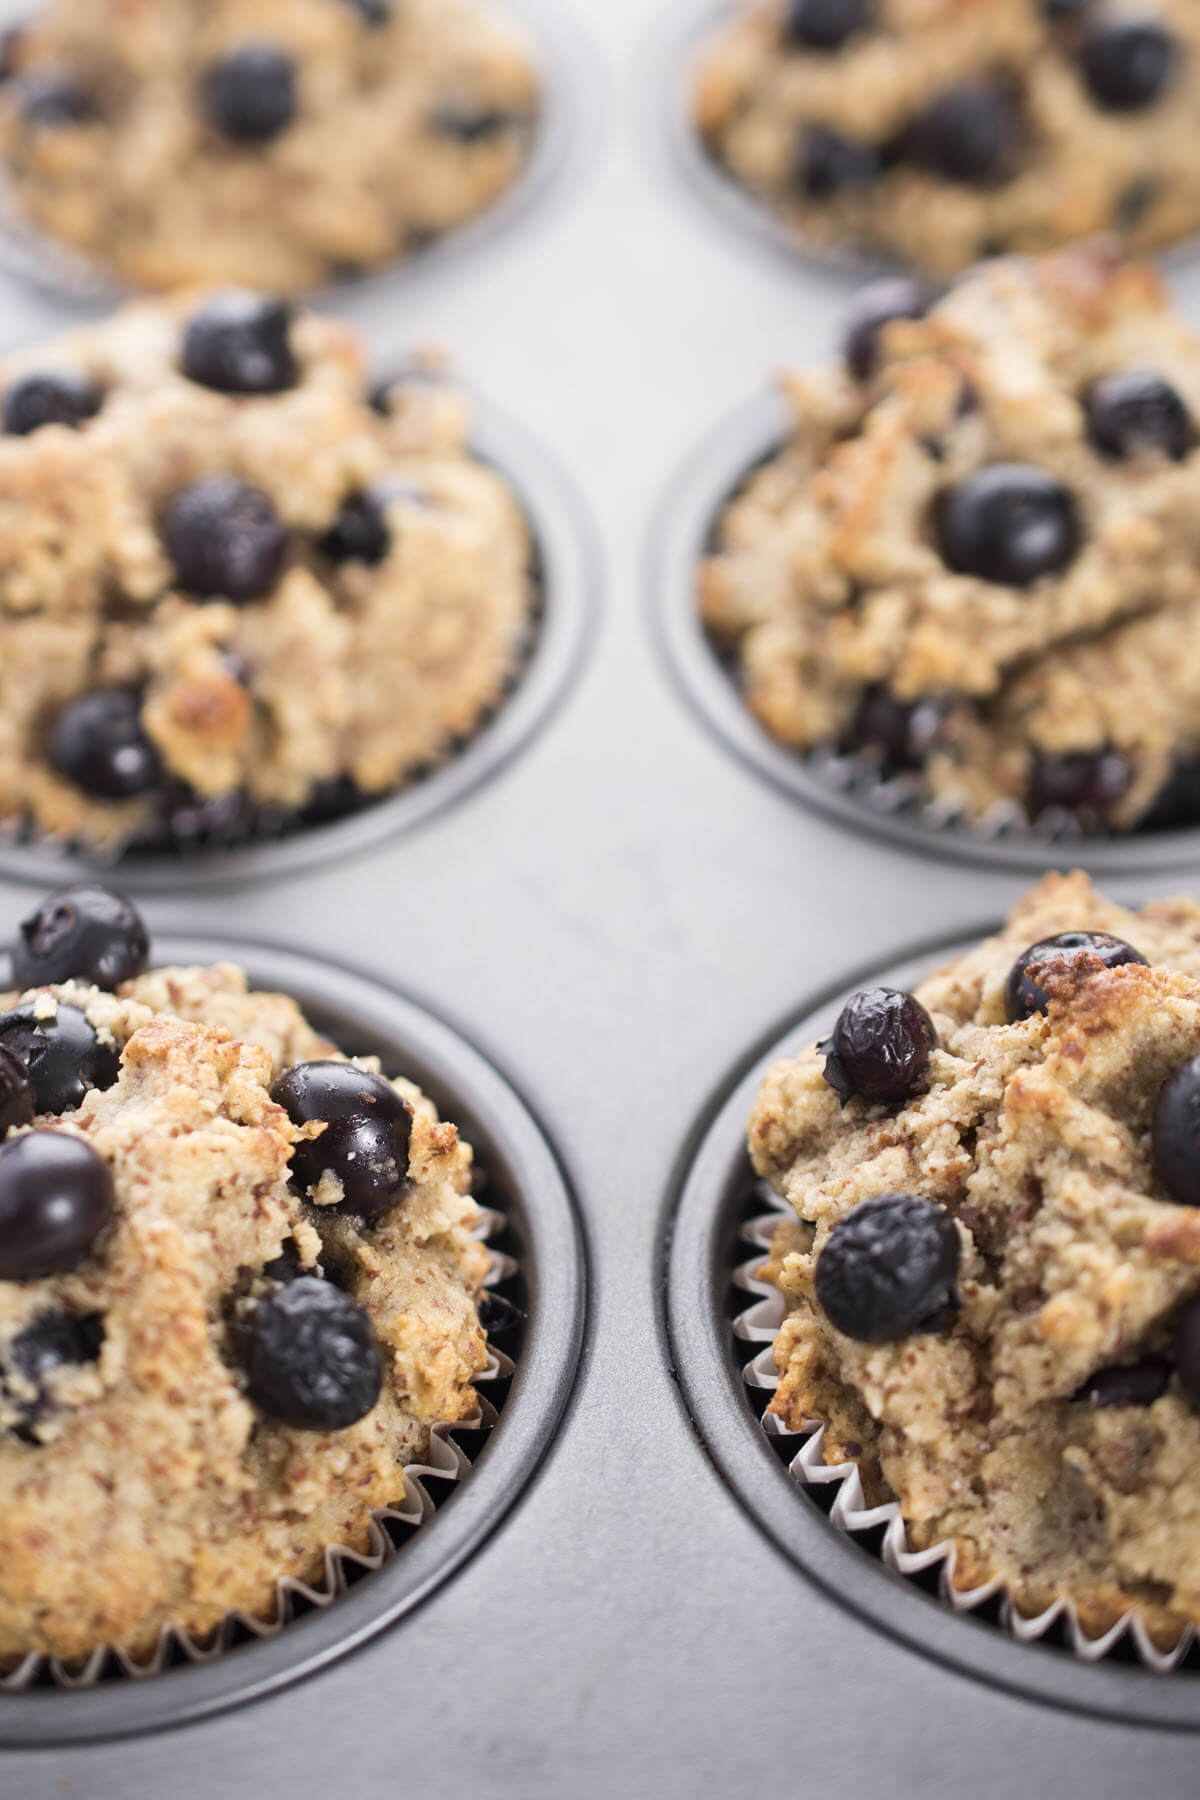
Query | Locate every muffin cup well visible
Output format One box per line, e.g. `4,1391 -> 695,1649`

734,1190 -> 1196,1674
0,391 -> 596,894
0,935 -> 585,1746
651,387 -> 1200,875
0,0 -> 599,306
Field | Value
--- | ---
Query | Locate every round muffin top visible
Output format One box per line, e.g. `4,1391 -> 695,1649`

0,0 -> 540,292
694,0 -> 1200,274
0,289 -> 534,857
0,885 -> 490,1665
700,241 -> 1200,836
755,870 -> 1200,1646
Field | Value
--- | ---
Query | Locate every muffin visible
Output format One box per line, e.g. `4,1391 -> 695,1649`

0,0 -> 540,293
0,289 -> 535,858
692,0 -> 1200,276
0,884 -> 495,1666
700,241 -> 1200,836
752,870 -> 1200,1647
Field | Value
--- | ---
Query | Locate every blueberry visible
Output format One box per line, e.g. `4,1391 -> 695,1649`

0,1132 -> 114,1279
181,292 -> 298,396
1175,1294 -> 1200,1404
907,83 -> 1014,184
1085,370 -> 1193,462
1003,931 -> 1147,1023
783,0 -> 870,50
429,103 -> 518,142
1042,0 -> 1090,16
1080,21 -> 1176,112
795,125 -> 883,200
239,1278 -> 382,1431
849,688 -> 946,768
18,69 -> 94,128
3,371 -> 101,437
1151,1056 -> 1200,1206
342,0 -> 391,22
204,43 -> 296,144
9,1308 -> 103,1390
1142,759 -> 1200,831
11,886 -> 149,994
815,1193 -> 961,1343
0,1003 -> 120,1115
49,690 -> 163,801
318,490 -> 391,565
0,1046 -> 34,1136
819,987 -> 937,1107
936,464 -> 1080,587
1072,1356 -> 1171,1407
842,277 -> 936,381
162,477 -> 288,604
1028,749 -> 1131,822
271,1060 -> 413,1220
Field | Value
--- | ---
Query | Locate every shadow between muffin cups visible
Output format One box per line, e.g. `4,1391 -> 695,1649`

663,930 -> 1200,1728
650,387 -> 1200,877
0,0 -> 602,308
0,933 -> 585,1746
0,393 -> 597,896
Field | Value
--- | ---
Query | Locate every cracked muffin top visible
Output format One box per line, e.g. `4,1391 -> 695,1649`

0,885 -> 491,1666
693,0 -> 1200,276
0,288 -> 535,858
701,242 -> 1200,835
755,870 -> 1200,1647
0,0 -> 540,293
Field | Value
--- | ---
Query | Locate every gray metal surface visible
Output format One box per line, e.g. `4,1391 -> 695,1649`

3,0 -> 1200,1792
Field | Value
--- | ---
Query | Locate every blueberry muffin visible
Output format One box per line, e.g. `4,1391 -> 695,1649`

700,242 -> 1200,835
755,870 -> 1200,1647
0,0 -> 540,293
0,290 -> 535,857
0,885 -> 495,1666
693,0 -> 1200,275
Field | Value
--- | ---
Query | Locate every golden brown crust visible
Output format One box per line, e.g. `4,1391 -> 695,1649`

0,0 -> 540,293
694,0 -> 1200,276
702,245 -> 1200,831
755,873 -> 1200,1647
0,962 -> 489,1664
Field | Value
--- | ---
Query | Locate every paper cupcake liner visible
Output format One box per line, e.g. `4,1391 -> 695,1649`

0,1205 -> 522,1691
733,1183 -> 1198,1674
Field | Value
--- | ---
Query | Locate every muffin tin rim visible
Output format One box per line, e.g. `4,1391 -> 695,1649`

0,0 -> 608,310
0,929 -> 587,1749
649,384 -> 1200,876
662,923 -> 1200,1731
0,389 -> 600,895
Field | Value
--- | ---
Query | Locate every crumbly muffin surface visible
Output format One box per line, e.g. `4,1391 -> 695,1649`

701,245 -> 1200,834
694,0 -> 1200,275
754,872 -> 1200,1644
0,0 -> 540,293
0,959 -> 489,1665
0,292 -> 534,855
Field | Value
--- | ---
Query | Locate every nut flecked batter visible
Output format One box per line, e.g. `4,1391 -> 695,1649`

0,956 -> 489,1666
0,0 -> 540,293
755,872 -> 1200,1646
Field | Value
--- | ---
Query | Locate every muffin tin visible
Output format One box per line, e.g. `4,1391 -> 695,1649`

4,0 -> 1200,1793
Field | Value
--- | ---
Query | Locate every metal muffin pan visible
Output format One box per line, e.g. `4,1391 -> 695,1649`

664,936 -> 1200,1733
0,394 -> 596,894
5,0 -> 1200,1791
0,933 -> 585,1749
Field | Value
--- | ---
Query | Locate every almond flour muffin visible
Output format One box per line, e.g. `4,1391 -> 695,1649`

700,242 -> 1200,835
0,290 -> 535,857
0,0 -> 540,293
693,0 -> 1200,276
0,885 -> 493,1666
754,870 -> 1200,1647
